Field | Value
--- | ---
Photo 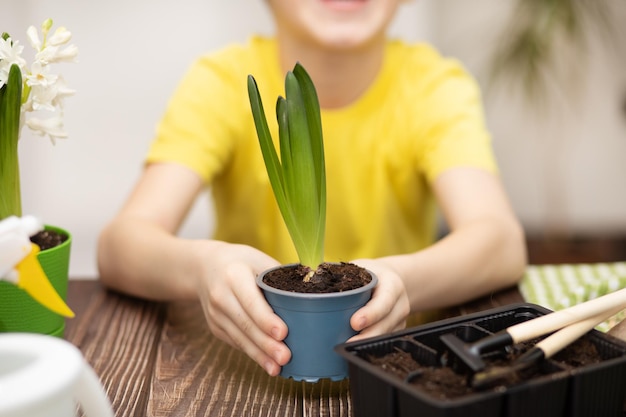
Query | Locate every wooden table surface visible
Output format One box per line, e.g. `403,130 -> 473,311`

64,280 -> 524,417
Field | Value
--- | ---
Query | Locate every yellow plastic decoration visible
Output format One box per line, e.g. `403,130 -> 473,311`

15,243 -> 75,318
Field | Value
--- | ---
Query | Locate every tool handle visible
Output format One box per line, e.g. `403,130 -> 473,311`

470,307 -> 622,390
537,306 -> 623,358
508,287 -> 626,343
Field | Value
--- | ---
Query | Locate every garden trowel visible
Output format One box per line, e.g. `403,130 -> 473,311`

440,288 -> 626,377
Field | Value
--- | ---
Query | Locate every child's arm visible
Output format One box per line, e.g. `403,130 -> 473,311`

350,167 -> 527,341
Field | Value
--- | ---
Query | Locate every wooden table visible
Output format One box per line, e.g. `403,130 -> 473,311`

64,280 -> 524,417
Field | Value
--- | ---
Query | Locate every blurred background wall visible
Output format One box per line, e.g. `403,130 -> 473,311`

4,0 -> 626,278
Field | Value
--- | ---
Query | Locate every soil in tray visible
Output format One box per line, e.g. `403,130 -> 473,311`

262,262 -> 371,293
368,337 -> 602,400
552,337 -> 602,369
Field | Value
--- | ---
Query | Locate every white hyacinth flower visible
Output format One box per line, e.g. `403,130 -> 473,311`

50,76 -> 76,108
1,18 -> 78,221
25,116 -> 68,144
25,61 -> 58,88
0,37 -> 26,88
27,76 -> 75,112
36,44 -> 79,64
27,84 -> 57,112
0,37 -> 25,64
1,19 -> 78,141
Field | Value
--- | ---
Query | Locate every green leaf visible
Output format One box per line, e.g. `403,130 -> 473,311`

284,71 -> 317,267
247,75 -> 286,206
0,64 -> 23,219
248,75 -> 304,264
247,63 -> 326,270
293,63 -> 326,265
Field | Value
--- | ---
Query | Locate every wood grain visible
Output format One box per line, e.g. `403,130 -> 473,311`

148,300 -> 354,417
63,281 -> 526,417
65,281 -> 165,417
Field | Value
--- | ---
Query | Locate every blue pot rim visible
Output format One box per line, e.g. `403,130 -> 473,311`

256,263 -> 378,299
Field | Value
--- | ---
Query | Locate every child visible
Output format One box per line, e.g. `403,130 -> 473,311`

98,0 -> 527,377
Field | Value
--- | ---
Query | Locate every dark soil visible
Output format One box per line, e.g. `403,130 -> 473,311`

30,230 -> 68,251
368,337 -> 602,400
369,348 -> 474,399
552,337 -> 601,369
262,262 -> 371,293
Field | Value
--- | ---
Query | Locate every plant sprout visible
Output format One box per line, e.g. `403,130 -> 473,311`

247,63 -> 326,280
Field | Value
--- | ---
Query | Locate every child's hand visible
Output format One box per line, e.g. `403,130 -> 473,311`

194,241 -> 291,376
347,258 -> 410,342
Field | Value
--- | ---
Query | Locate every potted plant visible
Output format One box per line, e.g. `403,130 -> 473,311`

247,62 -> 377,382
0,19 -> 78,336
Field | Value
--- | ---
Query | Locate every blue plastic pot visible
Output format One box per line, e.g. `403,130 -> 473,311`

257,263 -> 377,382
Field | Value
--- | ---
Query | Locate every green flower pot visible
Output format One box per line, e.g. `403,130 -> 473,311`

0,225 -> 71,337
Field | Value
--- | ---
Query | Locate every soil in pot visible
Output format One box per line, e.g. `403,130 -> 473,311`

259,262 -> 376,381
30,230 -> 68,251
262,262 -> 372,293
368,337 -> 603,400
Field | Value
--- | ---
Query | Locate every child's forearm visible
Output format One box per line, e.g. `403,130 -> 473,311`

383,215 -> 527,313
97,216 -> 204,301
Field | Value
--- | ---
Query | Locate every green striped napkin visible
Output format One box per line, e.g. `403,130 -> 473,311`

519,262 -> 626,332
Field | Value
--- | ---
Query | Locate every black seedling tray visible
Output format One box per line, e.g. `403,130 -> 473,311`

336,303 -> 626,417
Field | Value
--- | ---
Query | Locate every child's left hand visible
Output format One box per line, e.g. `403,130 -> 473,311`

347,258 -> 410,341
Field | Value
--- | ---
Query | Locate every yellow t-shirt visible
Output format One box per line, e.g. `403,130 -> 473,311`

147,36 -> 497,264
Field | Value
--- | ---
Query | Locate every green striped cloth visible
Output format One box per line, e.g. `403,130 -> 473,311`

519,262 -> 626,332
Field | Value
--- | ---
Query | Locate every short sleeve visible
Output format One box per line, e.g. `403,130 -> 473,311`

412,56 -> 498,183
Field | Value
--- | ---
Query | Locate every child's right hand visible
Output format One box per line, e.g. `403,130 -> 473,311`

192,240 -> 291,376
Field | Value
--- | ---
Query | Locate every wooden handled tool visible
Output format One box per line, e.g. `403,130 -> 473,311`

440,287 -> 626,373
471,305 -> 624,389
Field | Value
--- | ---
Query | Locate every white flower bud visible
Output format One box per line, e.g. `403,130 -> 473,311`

26,26 -> 41,50
41,18 -> 53,37
47,27 -> 72,46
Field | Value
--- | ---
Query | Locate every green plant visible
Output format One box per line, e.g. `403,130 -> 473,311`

247,63 -> 326,278
0,19 -> 78,220
0,19 -> 77,319
0,61 -> 22,219
489,0 -> 613,101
